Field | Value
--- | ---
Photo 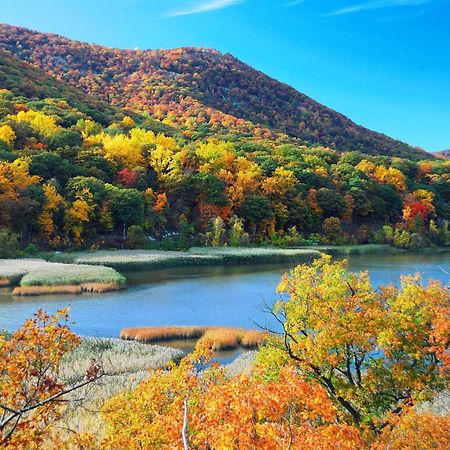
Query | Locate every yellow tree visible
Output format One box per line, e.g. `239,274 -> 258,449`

64,188 -> 94,246
101,132 -> 145,168
261,167 -> 297,198
0,158 -> 40,201
12,110 -> 60,137
260,255 -> 449,429
373,166 -> 407,191
225,156 -> 262,210
38,184 -> 65,242
147,145 -> 183,187
0,125 -> 16,146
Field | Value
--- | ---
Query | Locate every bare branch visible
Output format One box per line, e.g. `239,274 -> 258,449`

182,398 -> 189,450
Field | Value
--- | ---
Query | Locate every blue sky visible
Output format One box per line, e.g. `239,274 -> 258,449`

1,0 -> 449,151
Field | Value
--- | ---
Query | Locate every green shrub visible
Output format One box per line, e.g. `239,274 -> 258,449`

0,228 -> 19,258
24,243 -> 39,256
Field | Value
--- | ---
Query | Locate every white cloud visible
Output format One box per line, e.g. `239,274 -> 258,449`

329,0 -> 434,16
168,0 -> 242,17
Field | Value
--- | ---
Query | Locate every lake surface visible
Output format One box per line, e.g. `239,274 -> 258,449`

0,252 -> 448,338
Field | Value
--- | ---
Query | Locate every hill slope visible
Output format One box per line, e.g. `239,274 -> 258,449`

0,48 -> 124,124
0,24 -> 428,158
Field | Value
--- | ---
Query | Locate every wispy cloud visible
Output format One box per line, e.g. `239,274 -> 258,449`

287,0 -> 306,5
329,0 -> 434,16
168,0 -> 242,17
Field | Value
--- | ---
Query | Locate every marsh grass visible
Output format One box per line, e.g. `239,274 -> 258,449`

121,326 -> 268,351
55,337 -> 183,442
0,259 -> 126,295
73,249 -> 221,271
19,264 -> 126,287
225,351 -> 257,377
71,247 -> 320,271
189,247 -> 321,265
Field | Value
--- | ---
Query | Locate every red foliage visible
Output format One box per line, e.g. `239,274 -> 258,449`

115,168 -> 138,187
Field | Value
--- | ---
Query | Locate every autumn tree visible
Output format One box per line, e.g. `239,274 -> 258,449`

101,344 -> 361,450
260,255 -> 449,429
0,309 -> 102,448
38,183 -> 65,243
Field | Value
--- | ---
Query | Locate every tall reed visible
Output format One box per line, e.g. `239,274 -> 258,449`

121,326 -> 268,350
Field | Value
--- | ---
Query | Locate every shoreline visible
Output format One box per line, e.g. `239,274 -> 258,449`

1,245 -> 448,296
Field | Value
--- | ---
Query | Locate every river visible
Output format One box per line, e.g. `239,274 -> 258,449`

0,252 -> 448,338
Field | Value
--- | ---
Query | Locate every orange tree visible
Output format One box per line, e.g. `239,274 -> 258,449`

258,254 -> 449,430
101,342 -> 361,450
0,309 -> 102,448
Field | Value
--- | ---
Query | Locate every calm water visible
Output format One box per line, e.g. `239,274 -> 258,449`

0,252 -> 448,338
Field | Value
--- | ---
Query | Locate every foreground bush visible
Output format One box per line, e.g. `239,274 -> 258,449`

102,347 -> 362,450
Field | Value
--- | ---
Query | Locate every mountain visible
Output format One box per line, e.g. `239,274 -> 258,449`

0,24 -> 429,159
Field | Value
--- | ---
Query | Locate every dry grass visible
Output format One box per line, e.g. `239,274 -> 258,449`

12,282 -> 123,296
13,285 -> 83,296
54,337 -> 183,444
200,328 -> 242,350
0,276 -> 15,286
240,329 -> 268,348
80,282 -> 123,293
121,326 -> 208,342
121,326 -> 267,350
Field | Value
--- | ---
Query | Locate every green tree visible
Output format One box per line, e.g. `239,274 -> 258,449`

316,188 -> 345,218
108,186 -> 144,237
0,228 -> 19,257
47,129 -> 82,150
238,195 -> 273,235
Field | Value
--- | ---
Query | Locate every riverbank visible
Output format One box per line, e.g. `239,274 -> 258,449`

0,259 -> 126,295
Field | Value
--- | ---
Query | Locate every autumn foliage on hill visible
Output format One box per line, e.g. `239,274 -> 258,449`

0,24 -> 428,158
0,82 -> 449,252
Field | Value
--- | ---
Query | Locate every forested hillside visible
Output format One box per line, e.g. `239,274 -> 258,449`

0,84 -> 448,252
0,24 -> 428,159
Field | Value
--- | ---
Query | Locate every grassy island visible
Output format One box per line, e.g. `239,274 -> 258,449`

0,259 -> 126,296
